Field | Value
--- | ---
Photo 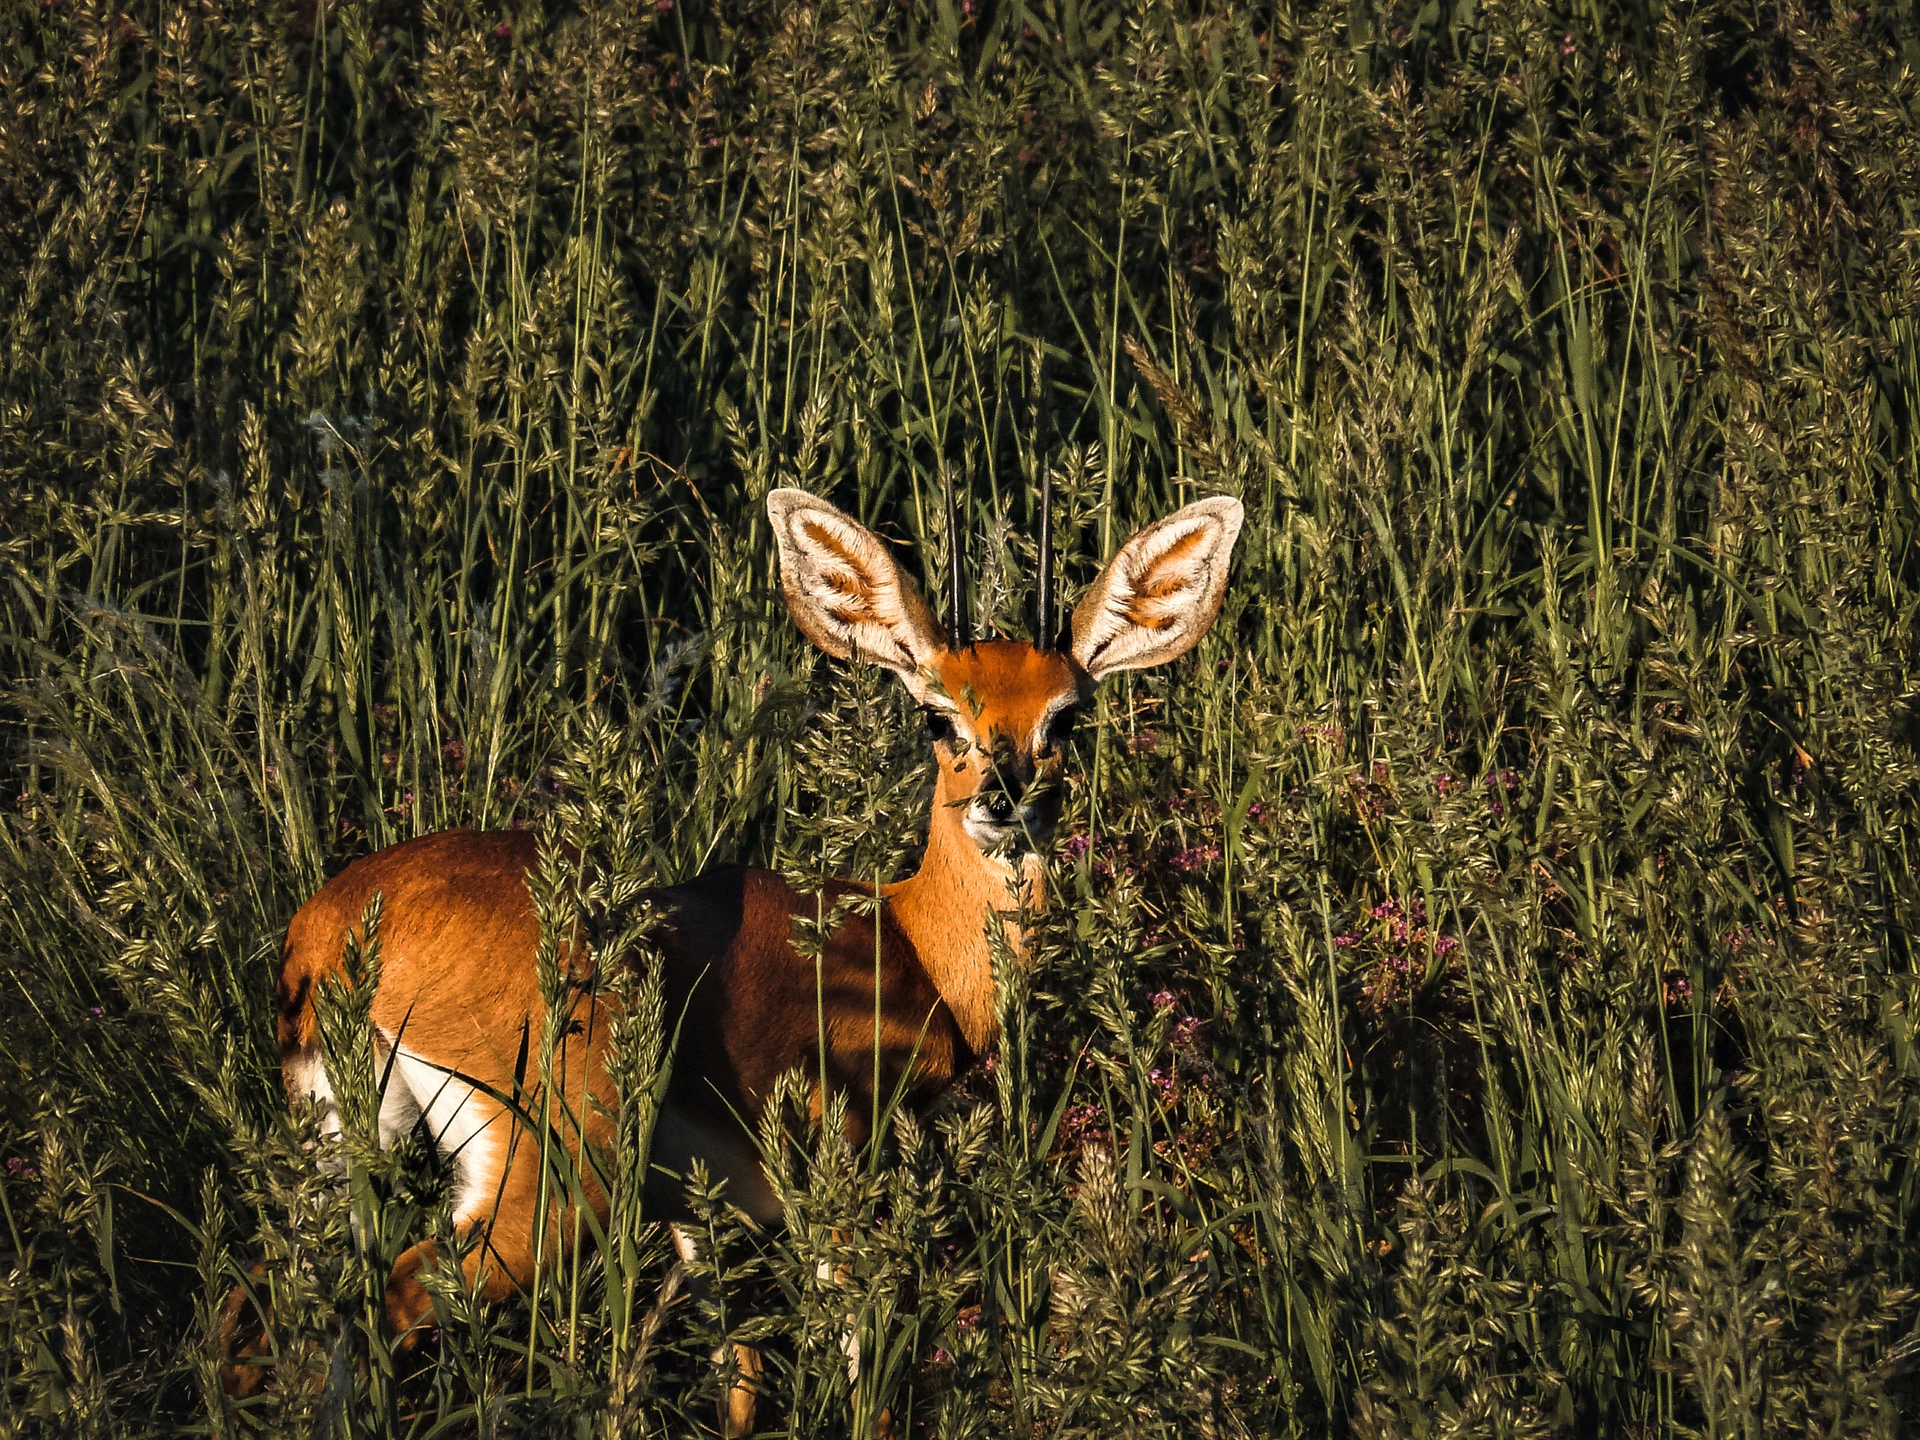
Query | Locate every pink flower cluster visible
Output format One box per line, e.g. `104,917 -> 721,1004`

1169,841 -> 1221,874
1347,768 -> 1392,820
1062,831 -> 1139,884
1150,989 -> 1208,1048
1484,769 -> 1523,818
1336,895 -> 1462,1010
1046,987 -> 1221,1170
1058,1100 -> 1108,1150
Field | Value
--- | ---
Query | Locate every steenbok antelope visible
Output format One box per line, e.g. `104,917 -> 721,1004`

222,486 -> 1242,1425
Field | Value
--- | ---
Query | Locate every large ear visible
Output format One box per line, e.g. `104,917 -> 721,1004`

1070,495 -> 1244,681
767,489 -> 948,703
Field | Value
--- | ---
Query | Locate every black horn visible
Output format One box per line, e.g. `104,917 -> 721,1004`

1036,467 -> 1053,648
945,468 -> 966,644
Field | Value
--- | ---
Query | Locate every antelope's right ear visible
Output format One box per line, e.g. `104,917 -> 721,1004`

768,489 -> 949,703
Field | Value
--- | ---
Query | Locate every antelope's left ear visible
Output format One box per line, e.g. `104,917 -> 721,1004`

1070,495 -> 1244,681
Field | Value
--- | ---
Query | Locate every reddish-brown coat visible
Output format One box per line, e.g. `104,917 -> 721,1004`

654,865 -> 969,1138
230,489 -> 1241,1419
247,829 -> 989,1370
274,829 -> 976,1210
246,644 -> 1083,1382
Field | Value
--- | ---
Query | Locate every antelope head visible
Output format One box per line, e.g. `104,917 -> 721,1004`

766,488 -> 1245,862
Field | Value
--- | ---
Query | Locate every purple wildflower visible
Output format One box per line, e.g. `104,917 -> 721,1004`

1170,842 -> 1221,873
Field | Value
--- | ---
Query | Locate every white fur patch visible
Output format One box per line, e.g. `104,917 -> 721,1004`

388,1046 -> 508,1224
285,1043 -> 506,1230
842,1323 -> 862,1385
283,1045 -> 423,1174
284,1048 -> 338,1129
374,1047 -> 424,1146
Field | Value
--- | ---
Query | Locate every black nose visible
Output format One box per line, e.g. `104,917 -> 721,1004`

983,789 -> 1015,821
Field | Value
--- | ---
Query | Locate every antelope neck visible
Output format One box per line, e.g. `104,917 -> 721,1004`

881,764 -> 1044,1056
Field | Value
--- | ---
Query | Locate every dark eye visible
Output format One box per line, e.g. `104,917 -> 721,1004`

924,708 -> 959,745
1041,704 -> 1084,753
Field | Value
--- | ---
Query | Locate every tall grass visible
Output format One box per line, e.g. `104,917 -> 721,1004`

2,0 -> 1917,1434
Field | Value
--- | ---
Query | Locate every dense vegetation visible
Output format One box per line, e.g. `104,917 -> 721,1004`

3,0 -> 1918,1434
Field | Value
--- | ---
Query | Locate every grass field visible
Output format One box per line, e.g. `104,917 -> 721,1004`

3,0 -> 1919,1434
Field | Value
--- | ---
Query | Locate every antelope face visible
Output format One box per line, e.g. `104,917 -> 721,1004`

923,642 -> 1090,855
767,485 -> 1244,858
